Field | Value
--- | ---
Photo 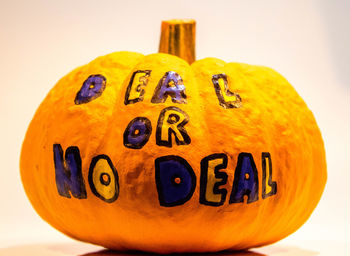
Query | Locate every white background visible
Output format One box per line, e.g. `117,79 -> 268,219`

1,0 -> 349,255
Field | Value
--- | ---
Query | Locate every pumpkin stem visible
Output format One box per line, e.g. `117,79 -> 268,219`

158,19 -> 196,64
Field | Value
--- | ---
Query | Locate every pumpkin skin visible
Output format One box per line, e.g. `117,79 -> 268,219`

20,50 -> 326,253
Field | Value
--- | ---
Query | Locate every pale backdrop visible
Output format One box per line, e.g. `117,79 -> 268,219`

0,0 -> 349,252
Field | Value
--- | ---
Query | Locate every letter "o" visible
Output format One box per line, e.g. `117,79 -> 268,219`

88,155 -> 119,203
123,117 -> 152,149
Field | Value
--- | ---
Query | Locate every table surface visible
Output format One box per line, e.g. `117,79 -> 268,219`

0,240 -> 349,256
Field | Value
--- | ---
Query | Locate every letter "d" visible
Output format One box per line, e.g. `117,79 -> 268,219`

155,155 -> 196,207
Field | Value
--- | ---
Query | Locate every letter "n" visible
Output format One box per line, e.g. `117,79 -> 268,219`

53,144 -> 87,199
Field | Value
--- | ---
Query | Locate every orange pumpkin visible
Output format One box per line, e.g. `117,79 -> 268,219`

20,20 -> 327,253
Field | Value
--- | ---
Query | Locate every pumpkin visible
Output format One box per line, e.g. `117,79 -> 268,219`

20,19 -> 327,253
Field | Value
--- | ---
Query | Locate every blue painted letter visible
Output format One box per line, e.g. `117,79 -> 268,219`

75,74 -> 106,105
53,144 -> 87,199
151,71 -> 187,104
123,117 -> 152,149
155,155 -> 196,206
229,153 -> 259,204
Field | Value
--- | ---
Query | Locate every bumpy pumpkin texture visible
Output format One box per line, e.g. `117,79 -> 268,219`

20,20 -> 326,254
